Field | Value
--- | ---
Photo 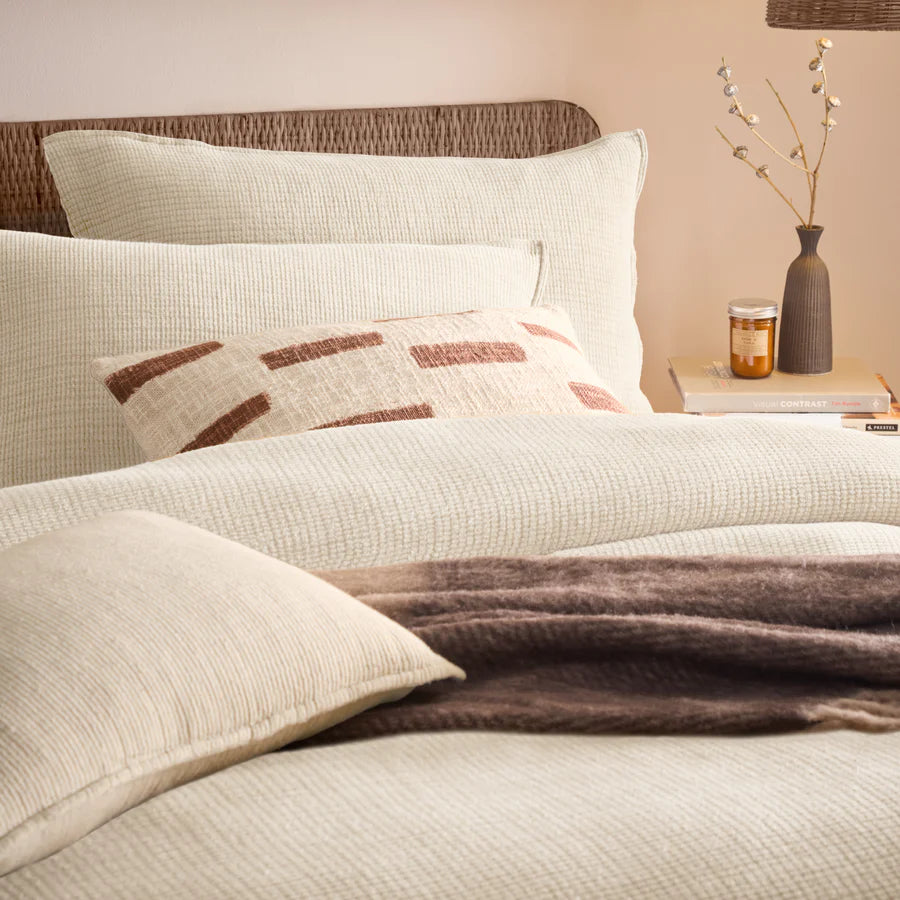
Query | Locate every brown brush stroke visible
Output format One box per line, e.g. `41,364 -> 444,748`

569,382 -> 628,413
105,341 -> 223,404
180,393 -> 271,453
313,403 -> 435,430
409,341 -> 527,369
519,321 -> 581,352
260,331 -> 383,370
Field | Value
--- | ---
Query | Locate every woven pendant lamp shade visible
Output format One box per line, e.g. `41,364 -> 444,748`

767,0 -> 900,29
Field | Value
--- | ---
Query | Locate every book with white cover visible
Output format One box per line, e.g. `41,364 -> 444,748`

668,357 -> 890,414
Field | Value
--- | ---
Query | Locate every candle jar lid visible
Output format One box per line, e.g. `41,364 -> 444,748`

728,299 -> 778,319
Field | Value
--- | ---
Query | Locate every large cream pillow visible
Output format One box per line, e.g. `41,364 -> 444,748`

0,510 -> 462,876
43,129 -> 650,412
0,230 -> 542,486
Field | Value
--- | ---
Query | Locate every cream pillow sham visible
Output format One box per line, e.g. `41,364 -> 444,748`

0,230 -> 542,486
0,510 -> 462,876
92,306 -> 627,461
43,129 -> 650,412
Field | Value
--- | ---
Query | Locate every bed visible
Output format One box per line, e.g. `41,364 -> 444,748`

1,100 -> 900,899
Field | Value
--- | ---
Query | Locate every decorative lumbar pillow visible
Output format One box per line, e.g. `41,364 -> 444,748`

0,510 -> 463,876
43,129 -> 650,412
0,230 -> 542,487
91,306 -> 627,461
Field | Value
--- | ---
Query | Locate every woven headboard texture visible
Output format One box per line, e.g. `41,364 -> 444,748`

0,101 -> 600,236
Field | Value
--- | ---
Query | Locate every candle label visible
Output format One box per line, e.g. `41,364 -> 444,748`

731,327 -> 769,358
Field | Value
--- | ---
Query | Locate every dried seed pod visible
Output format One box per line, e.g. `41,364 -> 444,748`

733,145 -> 749,159
745,114 -> 760,127
809,58 -> 824,71
827,95 -> 841,109
812,81 -> 825,94
821,118 -> 837,131
817,37 -> 833,53
724,82 -> 739,97
756,164 -> 770,178
717,64 -> 732,79
789,145 -> 804,160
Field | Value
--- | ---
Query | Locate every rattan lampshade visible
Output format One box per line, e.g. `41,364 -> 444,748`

767,0 -> 900,29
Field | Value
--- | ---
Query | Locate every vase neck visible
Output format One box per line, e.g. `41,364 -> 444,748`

796,226 -> 823,256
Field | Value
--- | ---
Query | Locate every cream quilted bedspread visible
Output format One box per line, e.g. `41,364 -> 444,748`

1,412 -> 898,563
3,729 -> 900,899
1,412 -> 899,898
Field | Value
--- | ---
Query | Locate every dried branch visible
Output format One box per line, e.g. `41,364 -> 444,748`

813,53 -> 831,175
766,77 -> 813,196
809,45 -> 831,226
716,40 -> 837,229
727,89 -> 812,175
715,126 -> 807,226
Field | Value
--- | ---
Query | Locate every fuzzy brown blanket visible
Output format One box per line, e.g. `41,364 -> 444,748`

314,555 -> 900,738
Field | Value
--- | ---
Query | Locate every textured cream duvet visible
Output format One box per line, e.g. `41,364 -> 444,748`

2,412 -> 899,898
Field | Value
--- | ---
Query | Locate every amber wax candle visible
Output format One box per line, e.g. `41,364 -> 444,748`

728,300 -> 778,378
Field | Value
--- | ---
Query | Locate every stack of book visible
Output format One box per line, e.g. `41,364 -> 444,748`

668,357 -> 898,434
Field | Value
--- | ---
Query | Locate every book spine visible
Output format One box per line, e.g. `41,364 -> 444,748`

668,365 -> 687,408
841,374 -> 900,432
683,392 -> 890,414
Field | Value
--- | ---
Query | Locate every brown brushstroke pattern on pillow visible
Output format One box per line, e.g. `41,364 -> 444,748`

105,341 -> 223,403
260,332 -> 383,370
313,403 -> 435,430
519,321 -> 580,351
93,307 -> 628,461
409,341 -> 526,369
569,381 -> 628,412
180,393 -> 271,453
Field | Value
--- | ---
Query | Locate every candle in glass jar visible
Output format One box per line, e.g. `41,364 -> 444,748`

728,300 -> 778,378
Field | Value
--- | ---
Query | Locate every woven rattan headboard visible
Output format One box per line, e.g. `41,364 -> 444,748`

0,100 -> 600,236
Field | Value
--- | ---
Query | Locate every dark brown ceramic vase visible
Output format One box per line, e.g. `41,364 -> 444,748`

777,225 -> 832,375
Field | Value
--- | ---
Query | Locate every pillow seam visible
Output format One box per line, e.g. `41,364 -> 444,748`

1,660 -> 457,852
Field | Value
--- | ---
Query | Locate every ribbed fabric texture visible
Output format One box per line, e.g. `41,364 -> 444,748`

0,231 -> 542,486
0,512 -> 462,873
3,729 -> 900,898
561,521 -> 900,557
0,101 -> 602,235
42,129 -> 650,412
91,306 -> 624,461
0,414 -> 897,568
0,511 -> 462,876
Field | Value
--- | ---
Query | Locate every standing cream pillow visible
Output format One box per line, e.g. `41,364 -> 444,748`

0,230 -> 542,486
43,129 -> 650,411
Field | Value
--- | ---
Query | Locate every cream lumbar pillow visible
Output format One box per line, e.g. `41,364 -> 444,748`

91,306 -> 627,461
0,230 -> 542,487
0,510 -> 463,876
42,129 -> 650,412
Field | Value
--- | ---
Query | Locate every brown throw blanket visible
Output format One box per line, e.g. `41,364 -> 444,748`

313,555 -> 900,739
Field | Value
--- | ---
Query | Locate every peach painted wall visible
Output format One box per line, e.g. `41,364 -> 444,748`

3,0 -> 897,410
568,0 -> 900,409
2,0 -> 576,119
